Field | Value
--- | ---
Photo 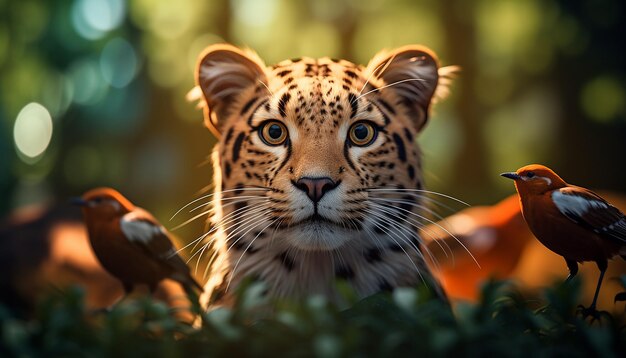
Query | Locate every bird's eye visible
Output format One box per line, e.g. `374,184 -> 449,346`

348,121 -> 377,146
527,172 -> 535,178
259,120 -> 288,146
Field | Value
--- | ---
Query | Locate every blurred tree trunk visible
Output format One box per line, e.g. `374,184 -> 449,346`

440,1 -> 491,203
336,10 -> 357,60
215,0 -> 233,42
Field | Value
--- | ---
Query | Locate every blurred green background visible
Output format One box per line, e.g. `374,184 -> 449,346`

0,0 -> 625,227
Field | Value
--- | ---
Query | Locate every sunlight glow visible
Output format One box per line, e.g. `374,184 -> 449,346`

13,103 -> 53,160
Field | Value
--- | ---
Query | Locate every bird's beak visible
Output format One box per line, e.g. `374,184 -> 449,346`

500,172 -> 521,180
70,197 -> 87,206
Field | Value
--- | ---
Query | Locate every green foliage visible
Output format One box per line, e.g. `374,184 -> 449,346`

1,280 -> 625,357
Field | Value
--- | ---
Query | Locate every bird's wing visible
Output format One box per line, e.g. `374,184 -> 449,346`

120,209 -> 202,290
552,186 -> 626,243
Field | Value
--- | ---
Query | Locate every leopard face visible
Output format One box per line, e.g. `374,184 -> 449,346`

191,44 -> 456,306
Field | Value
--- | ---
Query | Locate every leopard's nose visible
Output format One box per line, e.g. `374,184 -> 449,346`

293,177 -> 339,203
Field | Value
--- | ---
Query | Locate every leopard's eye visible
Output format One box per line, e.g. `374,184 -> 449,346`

348,122 -> 377,146
259,120 -> 288,146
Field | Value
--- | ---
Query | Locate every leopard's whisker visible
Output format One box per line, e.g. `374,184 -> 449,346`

368,193 -> 460,259
363,209 -> 427,286
188,195 -> 268,215
258,79 -> 274,96
362,207 -> 424,257
346,216 -> 387,259
374,215 -> 433,285
355,51 -> 399,100
194,240 -> 212,275
170,187 -> 269,221
333,246 -> 348,278
188,203 -> 270,257
362,205 -> 428,260
171,208 -> 214,232
171,197 -> 268,231
209,209 -> 274,283
194,204 -> 271,275
365,202 -> 443,271
223,213 -> 272,254
179,233 -> 211,262
367,196 -> 454,258
218,207 -> 273,244
226,216 -> 281,290
368,198 -> 460,260
185,200 -> 269,250
266,216 -> 286,251
219,199 -> 271,221
370,200 -> 480,269
367,189 -> 454,214
396,193 -> 458,215
419,235 -> 443,275
366,187 -> 470,207
356,61 -> 386,100
368,195 -> 449,223
355,78 -> 426,102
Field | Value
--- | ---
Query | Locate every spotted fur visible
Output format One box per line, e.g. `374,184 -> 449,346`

190,44 -> 457,307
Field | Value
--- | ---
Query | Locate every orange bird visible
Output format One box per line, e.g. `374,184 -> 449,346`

73,188 -> 203,299
501,164 -> 626,314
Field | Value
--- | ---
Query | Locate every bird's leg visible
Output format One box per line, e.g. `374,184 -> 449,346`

616,256 -> 626,303
94,283 -> 132,313
108,282 -> 134,308
589,261 -> 607,311
564,259 -> 578,283
577,260 -> 609,323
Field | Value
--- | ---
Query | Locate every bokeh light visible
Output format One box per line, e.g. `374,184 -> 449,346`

146,0 -> 193,40
13,102 -> 53,160
68,59 -> 108,105
71,0 -> 125,40
232,0 -> 277,27
100,37 -> 139,88
40,71 -> 74,118
581,76 -> 625,123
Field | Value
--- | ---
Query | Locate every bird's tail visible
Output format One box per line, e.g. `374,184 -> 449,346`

174,274 -> 204,314
189,275 -> 204,293
171,271 -> 204,293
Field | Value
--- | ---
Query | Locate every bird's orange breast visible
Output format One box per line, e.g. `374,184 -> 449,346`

521,193 -> 616,263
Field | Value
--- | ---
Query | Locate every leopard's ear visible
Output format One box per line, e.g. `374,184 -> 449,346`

365,45 -> 456,131
194,44 -> 267,137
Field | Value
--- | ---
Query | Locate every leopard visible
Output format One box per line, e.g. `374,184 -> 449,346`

187,44 -> 457,308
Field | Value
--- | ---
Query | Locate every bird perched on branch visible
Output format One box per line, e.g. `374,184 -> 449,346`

73,188 -> 203,302
501,164 -> 626,317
